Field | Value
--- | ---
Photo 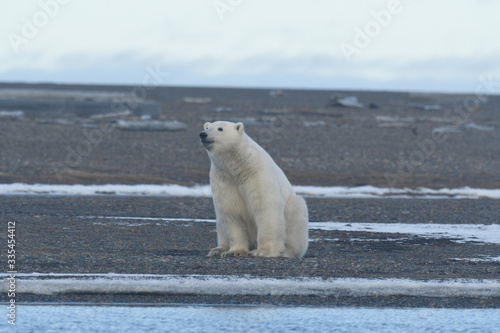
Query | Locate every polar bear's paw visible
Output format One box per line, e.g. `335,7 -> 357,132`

207,246 -> 229,257
221,249 -> 249,257
249,248 -> 282,258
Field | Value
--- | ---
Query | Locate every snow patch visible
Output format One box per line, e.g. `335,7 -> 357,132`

82,216 -> 500,245
0,183 -> 212,197
294,185 -> 500,199
1,274 -> 499,298
451,256 -> 500,263
1,183 -> 500,199
309,222 -> 500,245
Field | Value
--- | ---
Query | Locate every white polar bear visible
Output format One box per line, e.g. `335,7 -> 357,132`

199,121 -> 308,258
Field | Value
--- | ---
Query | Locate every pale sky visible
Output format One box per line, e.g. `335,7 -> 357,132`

1,0 -> 499,93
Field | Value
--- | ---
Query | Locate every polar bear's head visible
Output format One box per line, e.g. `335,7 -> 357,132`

199,121 -> 244,152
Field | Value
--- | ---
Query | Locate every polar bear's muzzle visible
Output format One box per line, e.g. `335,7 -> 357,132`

199,131 -> 214,148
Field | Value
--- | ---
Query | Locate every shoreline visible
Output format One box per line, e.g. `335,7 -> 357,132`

3,295 -> 499,309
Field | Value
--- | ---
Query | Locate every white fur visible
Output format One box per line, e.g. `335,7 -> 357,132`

200,121 -> 308,258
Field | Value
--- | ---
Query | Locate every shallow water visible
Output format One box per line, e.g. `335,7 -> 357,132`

2,305 -> 500,333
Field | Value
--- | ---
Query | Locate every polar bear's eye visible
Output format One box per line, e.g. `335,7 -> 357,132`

218,128 -> 223,132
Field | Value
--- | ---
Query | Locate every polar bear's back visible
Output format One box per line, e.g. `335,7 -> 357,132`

241,133 -> 295,197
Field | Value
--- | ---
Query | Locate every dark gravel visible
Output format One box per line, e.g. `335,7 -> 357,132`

1,196 -> 499,307
1,83 -> 499,188
1,83 -> 499,308
2,195 -> 500,225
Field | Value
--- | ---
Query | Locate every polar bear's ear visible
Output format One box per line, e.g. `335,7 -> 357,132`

235,122 -> 244,133
204,122 -> 211,129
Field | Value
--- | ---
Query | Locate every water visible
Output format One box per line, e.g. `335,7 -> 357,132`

2,305 -> 500,333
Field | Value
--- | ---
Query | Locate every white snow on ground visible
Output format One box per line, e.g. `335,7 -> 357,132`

83,216 -> 500,245
1,183 -> 500,199
0,183 -> 212,197
87,216 -> 216,223
1,274 -> 499,298
294,185 -> 500,199
451,256 -> 500,262
308,222 -> 500,245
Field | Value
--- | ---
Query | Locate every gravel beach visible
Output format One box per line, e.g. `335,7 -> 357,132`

1,83 -> 499,308
1,83 -> 499,188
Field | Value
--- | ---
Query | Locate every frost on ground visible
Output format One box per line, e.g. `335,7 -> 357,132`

1,183 -> 500,199
1,273 -> 499,298
86,216 -> 500,245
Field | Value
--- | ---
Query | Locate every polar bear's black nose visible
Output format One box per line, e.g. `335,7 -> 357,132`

199,132 -> 208,139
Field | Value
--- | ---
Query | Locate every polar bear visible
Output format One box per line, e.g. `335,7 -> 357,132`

199,121 -> 308,258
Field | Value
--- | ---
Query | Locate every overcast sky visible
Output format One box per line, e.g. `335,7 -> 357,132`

1,0 -> 499,93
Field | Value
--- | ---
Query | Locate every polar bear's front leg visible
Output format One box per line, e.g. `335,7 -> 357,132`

208,219 -> 229,256
210,196 -> 251,257
220,218 -> 251,257
248,217 -> 286,257
209,172 -> 251,257
244,184 -> 287,257
210,217 -> 250,257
